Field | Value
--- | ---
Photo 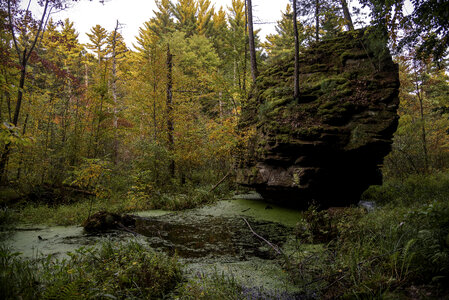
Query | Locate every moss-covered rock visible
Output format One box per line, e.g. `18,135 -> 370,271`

236,29 -> 399,207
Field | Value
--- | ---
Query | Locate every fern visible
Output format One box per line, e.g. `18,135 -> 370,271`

42,281 -> 89,300
400,238 -> 416,279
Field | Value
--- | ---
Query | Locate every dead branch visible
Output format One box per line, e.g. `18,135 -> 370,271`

209,171 -> 231,193
242,217 -> 283,255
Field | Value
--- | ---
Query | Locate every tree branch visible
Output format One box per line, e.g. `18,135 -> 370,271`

7,0 -> 21,61
242,217 -> 283,255
25,0 -> 50,63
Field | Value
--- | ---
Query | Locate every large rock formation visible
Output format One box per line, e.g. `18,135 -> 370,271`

236,29 -> 400,207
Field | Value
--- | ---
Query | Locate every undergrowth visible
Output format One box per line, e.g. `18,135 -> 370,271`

290,172 -> 449,298
0,241 -> 182,299
2,184 -> 230,226
0,242 -> 271,300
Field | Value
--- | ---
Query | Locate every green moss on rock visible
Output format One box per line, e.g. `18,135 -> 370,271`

236,28 -> 399,207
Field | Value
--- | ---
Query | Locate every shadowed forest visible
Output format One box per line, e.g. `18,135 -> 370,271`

1,0 -> 449,299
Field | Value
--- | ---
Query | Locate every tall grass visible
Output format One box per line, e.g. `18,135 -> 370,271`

0,241 -> 183,299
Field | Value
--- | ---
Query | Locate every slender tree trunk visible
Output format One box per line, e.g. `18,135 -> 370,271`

4,73 -> 12,122
84,63 -> 89,89
72,95 -> 80,165
243,0 -> 248,91
152,49 -> 158,141
0,54 -> 26,183
166,45 -> 175,178
0,145 -> 10,184
340,0 -> 354,31
1,0 -> 50,183
219,91 -> 223,119
13,55 -> 26,127
111,20 -> 119,164
94,94 -> 104,157
16,113 -> 28,180
61,72 -> 70,146
293,0 -> 300,99
41,98 -> 55,184
416,80 -> 429,171
0,87 -> 3,122
233,44 -> 237,87
315,0 -> 320,41
246,0 -> 258,84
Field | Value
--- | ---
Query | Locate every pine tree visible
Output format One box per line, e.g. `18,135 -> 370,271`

264,4 -> 304,59
196,0 -> 214,37
150,0 -> 175,38
295,0 -> 344,41
172,0 -> 198,36
211,7 -> 228,56
228,0 -> 247,90
246,0 -> 258,84
86,25 -> 108,64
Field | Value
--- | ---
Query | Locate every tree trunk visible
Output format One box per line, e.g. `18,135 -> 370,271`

246,0 -> 258,84
13,55 -> 26,127
16,113 -> 28,180
315,0 -> 320,41
111,20 -> 119,164
0,54 -> 26,183
166,45 -> 175,178
243,0 -> 248,91
152,49 -> 158,141
1,0 -> 50,183
416,79 -> 429,171
94,93 -> 104,157
293,0 -> 300,99
84,63 -> 89,88
340,0 -> 354,31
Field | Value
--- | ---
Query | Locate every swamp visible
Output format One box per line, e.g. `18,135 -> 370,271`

1,0 -> 449,299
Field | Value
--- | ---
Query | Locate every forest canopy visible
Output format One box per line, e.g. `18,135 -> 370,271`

0,0 -> 448,203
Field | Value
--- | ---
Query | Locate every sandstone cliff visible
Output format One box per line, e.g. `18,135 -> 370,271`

236,29 -> 400,207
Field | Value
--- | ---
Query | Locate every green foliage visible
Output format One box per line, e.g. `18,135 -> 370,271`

360,0 -> 449,63
0,241 -> 183,299
362,171 -> 449,206
263,4 -> 308,61
0,122 -> 32,147
290,173 -> 449,298
66,158 -> 112,199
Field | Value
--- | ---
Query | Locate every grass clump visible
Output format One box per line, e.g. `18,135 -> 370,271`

0,241 -> 182,299
177,272 -> 243,299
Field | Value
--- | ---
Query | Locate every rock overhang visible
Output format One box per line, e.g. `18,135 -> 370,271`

236,28 -> 400,208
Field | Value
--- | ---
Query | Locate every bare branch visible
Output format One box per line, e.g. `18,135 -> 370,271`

7,0 -> 21,61
242,217 -> 283,255
25,0 -> 50,63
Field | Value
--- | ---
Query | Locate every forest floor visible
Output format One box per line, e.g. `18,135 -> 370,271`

1,174 -> 449,299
